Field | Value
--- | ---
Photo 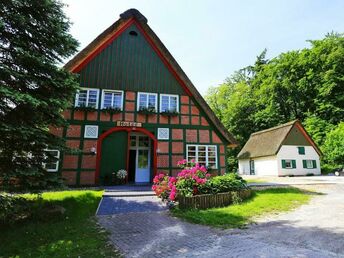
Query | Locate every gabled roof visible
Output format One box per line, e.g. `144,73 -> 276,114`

237,120 -> 322,159
64,9 -> 237,146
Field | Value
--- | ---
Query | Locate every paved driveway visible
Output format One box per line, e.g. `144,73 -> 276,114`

97,183 -> 344,257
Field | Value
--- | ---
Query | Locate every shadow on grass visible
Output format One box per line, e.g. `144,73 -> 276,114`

0,191 -> 121,258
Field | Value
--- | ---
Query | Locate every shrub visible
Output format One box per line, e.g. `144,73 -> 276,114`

152,173 -> 176,201
0,194 -> 33,225
198,173 -> 248,194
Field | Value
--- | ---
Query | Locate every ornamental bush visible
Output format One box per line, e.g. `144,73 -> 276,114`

152,160 -> 248,204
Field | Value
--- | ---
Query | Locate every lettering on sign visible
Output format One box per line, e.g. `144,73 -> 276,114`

116,121 -> 142,127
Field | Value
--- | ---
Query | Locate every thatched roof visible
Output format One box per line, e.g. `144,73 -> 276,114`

237,120 -> 321,159
64,9 -> 237,146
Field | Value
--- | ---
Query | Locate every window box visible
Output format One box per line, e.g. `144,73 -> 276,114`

160,110 -> 179,116
101,107 -> 122,114
138,106 -> 156,115
74,104 -> 97,112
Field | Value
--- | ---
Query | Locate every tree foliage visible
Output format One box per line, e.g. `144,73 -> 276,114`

206,33 -> 344,171
0,0 -> 79,192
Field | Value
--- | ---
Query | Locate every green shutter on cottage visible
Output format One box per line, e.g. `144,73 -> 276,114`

312,160 -> 317,168
282,160 -> 286,168
298,147 -> 305,155
292,160 -> 296,168
303,160 -> 307,168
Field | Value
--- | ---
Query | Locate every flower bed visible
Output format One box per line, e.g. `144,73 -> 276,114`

152,159 -> 249,209
178,189 -> 252,209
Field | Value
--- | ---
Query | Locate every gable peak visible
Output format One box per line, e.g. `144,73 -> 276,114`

120,9 -> 148,24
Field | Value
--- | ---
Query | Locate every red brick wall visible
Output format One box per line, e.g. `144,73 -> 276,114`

80,172 -> 96,185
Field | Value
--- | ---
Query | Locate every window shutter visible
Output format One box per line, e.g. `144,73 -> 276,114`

298,147 -> 305,155
303,160 -> 307,168
312,160 -> 317,168
282,160 -> 286,168
292,160 -> 296,168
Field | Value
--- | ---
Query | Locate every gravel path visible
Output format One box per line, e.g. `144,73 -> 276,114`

97,184 -> 344,257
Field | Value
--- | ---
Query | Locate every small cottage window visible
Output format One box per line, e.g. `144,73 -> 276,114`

75,88 -> 99,108
101,90 -> 123,109
298,147 -> 305,155
158,128 -> 169,140
137,92 -> 157,111
43,150 -> 60,172
303,160 -> 317,169
187,145 -> 217,169
160,94 -> 179,113
282,159 -> 296,169
84,125 -> 98,139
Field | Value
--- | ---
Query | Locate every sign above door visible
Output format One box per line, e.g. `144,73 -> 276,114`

116,121 -> 142,127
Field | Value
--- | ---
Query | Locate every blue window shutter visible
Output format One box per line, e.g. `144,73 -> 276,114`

292,160 -> 296,169
312,160 -> 317,168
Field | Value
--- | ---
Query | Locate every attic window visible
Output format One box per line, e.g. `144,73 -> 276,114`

129,31 -> 138,36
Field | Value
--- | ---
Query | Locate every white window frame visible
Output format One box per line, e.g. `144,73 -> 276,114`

186,144 -> 218,169
137,92 -> 158,111
160,94 -> 179,113
306,160 -> 314,169
285,159 -> 293,169
84,125 -> 99,139
43,149 -> 60,172
101,90 -> 124,110
74,88 -> 100,108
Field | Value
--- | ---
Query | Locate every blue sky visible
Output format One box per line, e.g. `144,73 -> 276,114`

63,0 -> 344,95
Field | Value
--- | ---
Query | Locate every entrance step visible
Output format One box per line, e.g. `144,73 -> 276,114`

102,185 -> 154,197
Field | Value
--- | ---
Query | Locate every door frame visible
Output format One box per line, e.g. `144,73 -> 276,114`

129,133 -> 152,183
95,127 -> 157,185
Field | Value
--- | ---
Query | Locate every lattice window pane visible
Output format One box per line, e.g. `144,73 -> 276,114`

84,125 -> 98,139
158,128 -> 169,140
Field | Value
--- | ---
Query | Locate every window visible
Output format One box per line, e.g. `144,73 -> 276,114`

101,90 -> 123,109
303,160 -> 317,169
298,146 -> 305,155
84,125 -> 98,139
75,88 -> 99,108
282,159 -> 296,169
160,94 -> 179,112
137,92 -> 157,111
187,145 -> 217,169
157,128 -> 169,140
43,150 -> 60,172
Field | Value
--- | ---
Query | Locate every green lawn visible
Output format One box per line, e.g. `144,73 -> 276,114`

0,190 -> 121,258
172,188 -> 312,228
245,179 -> 268,183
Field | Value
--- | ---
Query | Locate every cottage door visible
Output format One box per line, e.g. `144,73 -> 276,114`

250,160 -> 255,175
135,135 -> 151,183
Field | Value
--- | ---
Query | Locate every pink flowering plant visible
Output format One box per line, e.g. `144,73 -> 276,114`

175,163 -> 211,197
177,159 -> 196,169
152,173 -> 177,201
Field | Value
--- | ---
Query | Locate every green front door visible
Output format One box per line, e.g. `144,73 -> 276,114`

100,131 -> 128,185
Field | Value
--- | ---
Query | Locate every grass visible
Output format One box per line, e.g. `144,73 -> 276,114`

245,179 -> 268,183
0,190 -> 121,258
172,188 -> 312,229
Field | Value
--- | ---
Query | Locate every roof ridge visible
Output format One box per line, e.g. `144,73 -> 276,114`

251,120 -> 298,136
120,8 -> 148,23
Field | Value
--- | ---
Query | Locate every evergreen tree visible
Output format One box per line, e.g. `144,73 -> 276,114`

0,0 -> 79,192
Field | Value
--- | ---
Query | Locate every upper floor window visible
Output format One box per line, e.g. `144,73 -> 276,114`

160,94 -> 179,112
101,90 -> 123,110
75,88 -> 99,108
298,146 -> 305,155
137,92 -> 157,111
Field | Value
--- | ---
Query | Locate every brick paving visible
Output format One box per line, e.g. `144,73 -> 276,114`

97,183 -> 344,257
